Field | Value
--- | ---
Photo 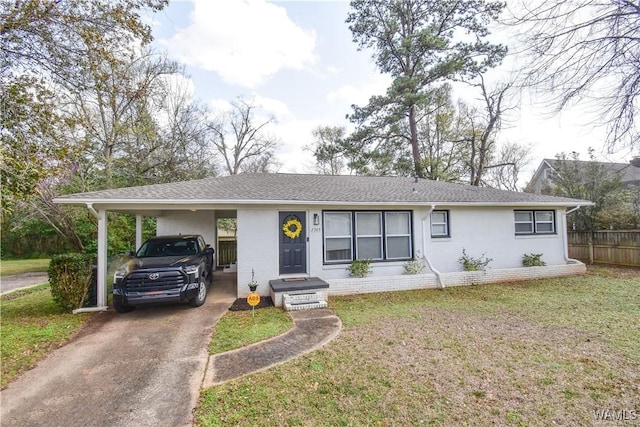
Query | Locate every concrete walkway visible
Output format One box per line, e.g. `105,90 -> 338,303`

204,308 -> 342,385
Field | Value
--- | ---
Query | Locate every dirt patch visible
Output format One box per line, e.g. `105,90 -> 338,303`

228,296 -> 275,311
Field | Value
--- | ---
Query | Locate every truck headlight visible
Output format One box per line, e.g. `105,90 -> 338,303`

184,265 -> 199,279
113,265 -> 129,282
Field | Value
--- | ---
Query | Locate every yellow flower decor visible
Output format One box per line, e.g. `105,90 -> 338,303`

282,217 -> 303,240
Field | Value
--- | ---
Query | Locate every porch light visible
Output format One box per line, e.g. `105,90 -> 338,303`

313,213 -> 319,225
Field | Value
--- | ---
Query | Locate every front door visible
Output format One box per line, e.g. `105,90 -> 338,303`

279,212 -> 306,275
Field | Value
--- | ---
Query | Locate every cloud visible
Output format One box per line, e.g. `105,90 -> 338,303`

327,73 -> 392,106
161,0 -> 317,88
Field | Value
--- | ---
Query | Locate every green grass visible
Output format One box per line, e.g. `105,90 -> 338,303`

195,267 -> 640,426
0,259 -> 50,276
331,266 -> 640,359
0,284 -> 90,387
209,307 -> 293,354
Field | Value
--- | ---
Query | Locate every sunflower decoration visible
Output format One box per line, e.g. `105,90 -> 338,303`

282,216 -> 303,240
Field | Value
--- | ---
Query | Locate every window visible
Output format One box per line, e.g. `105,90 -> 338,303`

430,210 -> 450,237
385,212 -> 412,259
355,212 -> 383,260
324,212 -> 352,262
323,211 -> 413,263
514,210 -> 556,235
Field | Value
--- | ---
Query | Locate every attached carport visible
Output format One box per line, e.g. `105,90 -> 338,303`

54,191 -> 239,312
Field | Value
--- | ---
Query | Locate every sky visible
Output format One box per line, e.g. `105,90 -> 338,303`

148,0 -> 635,186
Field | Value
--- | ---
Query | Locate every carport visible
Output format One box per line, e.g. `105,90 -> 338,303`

54,187 -> 239,312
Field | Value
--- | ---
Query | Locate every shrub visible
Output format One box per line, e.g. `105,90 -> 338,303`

458,248 -> 492,271
348,259 -> 372,278
522,253 -> 546,267
403,259 -> 425,275
48,253 -> 95,312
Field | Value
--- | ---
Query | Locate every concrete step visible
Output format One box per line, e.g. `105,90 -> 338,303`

283,292 -> 328,311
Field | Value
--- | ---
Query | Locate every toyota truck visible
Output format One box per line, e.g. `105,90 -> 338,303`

112,235 -> 215,313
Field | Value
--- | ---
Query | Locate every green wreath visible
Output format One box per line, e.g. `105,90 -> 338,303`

282,217 -> 303,239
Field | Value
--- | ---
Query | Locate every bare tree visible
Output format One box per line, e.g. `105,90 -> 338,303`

307,126 -> 348,175
463,77 -> 520,186
208,98 -> 280,175
485,142 -> 531,191
507,0 -> 640,150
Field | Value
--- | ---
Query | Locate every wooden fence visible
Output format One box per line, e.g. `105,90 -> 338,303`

568,231 -> 640,267
218,240 -> 237,266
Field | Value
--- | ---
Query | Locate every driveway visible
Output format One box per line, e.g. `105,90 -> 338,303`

0,273 -> 236,427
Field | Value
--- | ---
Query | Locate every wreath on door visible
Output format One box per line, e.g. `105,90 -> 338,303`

282,216 -> 303,240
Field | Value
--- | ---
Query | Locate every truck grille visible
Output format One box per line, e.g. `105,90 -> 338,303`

124,269 -> 187,292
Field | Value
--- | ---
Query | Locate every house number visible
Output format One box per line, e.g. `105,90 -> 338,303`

310,226 -> 321,233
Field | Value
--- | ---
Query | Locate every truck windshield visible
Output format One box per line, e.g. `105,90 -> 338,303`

136,239 -> 199,257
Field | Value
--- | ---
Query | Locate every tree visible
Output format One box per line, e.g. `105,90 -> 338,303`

547,151 -> 627,231
0,76 -> 75,216
1,0 -> 168,209
508,0 -> 640,150
460,77 -> 524,187
307,126 -> 349,175
347,0 -> 507,178
484,142 -> 531,191
417,84 -> 469,181
1,0 -> 167,87
208,98 -> 280,176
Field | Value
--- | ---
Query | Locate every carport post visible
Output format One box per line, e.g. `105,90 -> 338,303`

74,205 -> 109,313
136,214 -> 143,250
96,208 -> 108,308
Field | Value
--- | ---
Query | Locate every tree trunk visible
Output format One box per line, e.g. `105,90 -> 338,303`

408,105 -> 424,178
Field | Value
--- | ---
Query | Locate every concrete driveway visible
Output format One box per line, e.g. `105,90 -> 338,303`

0,273 -> 236,427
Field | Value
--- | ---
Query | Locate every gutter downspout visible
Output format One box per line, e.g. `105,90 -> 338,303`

86,203 -> 99,219
562,206 -> 582,264
422,204 -> 444,288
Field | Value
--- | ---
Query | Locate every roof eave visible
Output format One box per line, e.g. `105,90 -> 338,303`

53,198 -> 594,208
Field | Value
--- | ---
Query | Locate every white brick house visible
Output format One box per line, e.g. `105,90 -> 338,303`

55,173 -> 593,309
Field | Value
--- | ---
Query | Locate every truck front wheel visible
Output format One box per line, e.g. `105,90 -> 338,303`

189,279 -> 207,307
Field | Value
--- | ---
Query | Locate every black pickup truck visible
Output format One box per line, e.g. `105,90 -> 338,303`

112,235 -> 215,313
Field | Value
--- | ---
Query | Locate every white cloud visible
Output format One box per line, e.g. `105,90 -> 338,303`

327,73 -> 392,106
161,0 -> 317,88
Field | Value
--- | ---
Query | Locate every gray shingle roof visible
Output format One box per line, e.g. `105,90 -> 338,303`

54,173 -> 592,206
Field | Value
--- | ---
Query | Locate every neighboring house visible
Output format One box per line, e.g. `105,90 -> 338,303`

526,157 -> 640,194
54,173 -> 592,310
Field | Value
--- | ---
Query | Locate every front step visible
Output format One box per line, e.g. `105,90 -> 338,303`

283,292 -> 328,311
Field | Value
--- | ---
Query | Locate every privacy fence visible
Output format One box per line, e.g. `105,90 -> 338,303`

568,231 -> 640,267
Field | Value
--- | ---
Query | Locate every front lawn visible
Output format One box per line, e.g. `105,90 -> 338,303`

0,285 -> 90,387
0,259 -> 50,277
196,266 -> 640,426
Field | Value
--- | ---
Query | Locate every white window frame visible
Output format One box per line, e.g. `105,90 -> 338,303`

385,212 -> 412,259
322,210 -> 413,264
430,210 -> 450,238
515,210 -> 556,235
355,212 -> 383,260
323,212 -> 353,263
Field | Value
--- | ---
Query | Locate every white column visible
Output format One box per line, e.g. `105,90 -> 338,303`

97,208 -> 108,308
136,214 -> 143,250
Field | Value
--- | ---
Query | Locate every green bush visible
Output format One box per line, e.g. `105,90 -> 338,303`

522,253 -> 546,267
348,259 -> 372,278
48,253 -> 95,312
458,248 -> 492,271
403,259 -> 425,275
